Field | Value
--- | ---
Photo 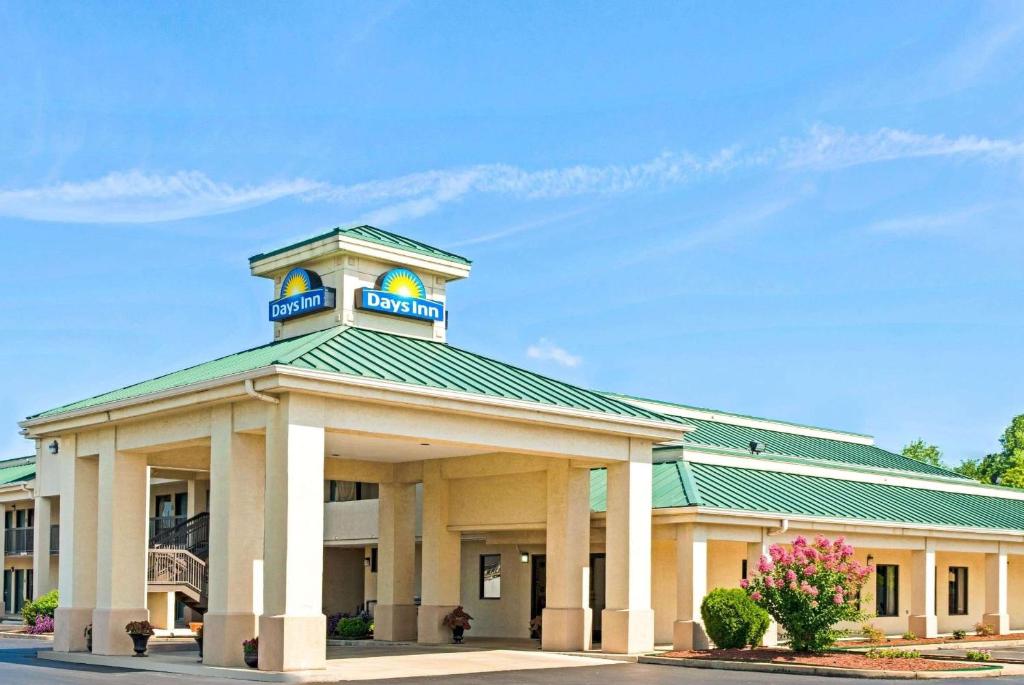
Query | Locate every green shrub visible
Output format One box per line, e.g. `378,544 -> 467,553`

22,590 -> 58,626
952,629 -> 967,640
861,623 -> 886,643
901,631 -> 917,641
700,588 -> 771,649
334,617 -> 372,639
966,649 -> 992,662
975,622 -> 996,637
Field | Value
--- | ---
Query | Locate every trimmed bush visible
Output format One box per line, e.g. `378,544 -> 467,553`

22,589 -> 58,626
334,617 -> 372,639
700,588 -> 771,649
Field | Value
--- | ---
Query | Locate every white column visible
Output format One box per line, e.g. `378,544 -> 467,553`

374,480 -> 418,641
908,540 -> 937,638
673,524 -> 708,650
186,478 -> 199,519
204,405 -> 266,667
92,434 -> 150,656
418,460 -> 461,644
984,546 -> 1009,635
602,440 -> 654,654
746,535 -> 777,646
259,395 -> 326,672
54,435 -> 99,653
542,461 -> 592,651
32,496 -> 54,597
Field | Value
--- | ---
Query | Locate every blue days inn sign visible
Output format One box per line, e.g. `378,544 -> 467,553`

269,268 -> 336,322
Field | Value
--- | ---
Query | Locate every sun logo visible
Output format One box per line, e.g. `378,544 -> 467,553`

280,268 -> 322,298
378,268 -> 427,299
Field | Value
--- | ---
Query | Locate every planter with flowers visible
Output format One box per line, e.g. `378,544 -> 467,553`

442,607 -> 473,644
125,620 -> 155,657
242,637 -> 258,668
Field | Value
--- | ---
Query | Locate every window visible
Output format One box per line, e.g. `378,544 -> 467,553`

480,554 -> 501,599
741,559 -> 748,580
876,564 -> 899,617
948,567 -> 968,616
325,481 -> 380,503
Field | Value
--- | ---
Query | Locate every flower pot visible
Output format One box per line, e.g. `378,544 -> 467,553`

129,633 -> 151,657
85,636 -> 92,652
195,636 -> 203,661
452,626 -> 465,644
244,651 -> 258,668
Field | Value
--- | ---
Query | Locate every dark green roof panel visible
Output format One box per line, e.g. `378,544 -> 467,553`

689,462 -> 1024,531
29,327 -> 675,423
249,225 -> 471,266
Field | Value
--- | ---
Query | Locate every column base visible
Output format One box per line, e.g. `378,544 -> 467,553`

761,622 -> 779,647
908,614 -> 938,639
54,607 -> 93,653
374,604 -> 419,642
672,619 -> 709,651
258,614 -> 326,672
417,604 -> 456,644
983,613 -> 1010,635
602,608 -> 654,654
91,607 -> 149,656
541,607 -> 592,652
203,611 -> 259,667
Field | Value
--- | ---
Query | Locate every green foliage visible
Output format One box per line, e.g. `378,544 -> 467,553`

21,589 -> 58,626
966,649 -> 992,662
867,648 -> 921,659
975,621 -> 996,637
952,629 -> 967,640
861,623 -> 886,643
700,588 -> 771,649
901,439 -> 942,467
954,415 -> 1024,487
333,617 -> 372,639
901,631 -> 917,640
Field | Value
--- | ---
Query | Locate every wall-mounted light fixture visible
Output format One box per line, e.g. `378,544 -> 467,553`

866,554 -> 874,565
47,440 -> 59,455
364,557 -> 372,567
520,551 -> 530,564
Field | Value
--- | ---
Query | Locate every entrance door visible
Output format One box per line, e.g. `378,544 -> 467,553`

590,554 -> 606,643
530,554 -> 546,632
2,570 -> 10,614
13,570 -> 25,613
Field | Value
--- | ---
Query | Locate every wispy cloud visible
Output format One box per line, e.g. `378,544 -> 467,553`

863,203 -> 998,235
526,338 -> 582,368
0,170 -> 322,223
934,3 -> 1024,93
2,125 -> 1023,226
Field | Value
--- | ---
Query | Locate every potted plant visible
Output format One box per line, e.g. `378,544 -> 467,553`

125,620 -> 155,657
83,624 -> 93,652
193,623 -> 203,661
442,606 -> 473,644
242,637 -> 258,668
529,615 -> 542,640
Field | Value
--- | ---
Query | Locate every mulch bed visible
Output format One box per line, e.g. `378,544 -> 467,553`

840,633 -> 1024,648
660,648 -> 982,672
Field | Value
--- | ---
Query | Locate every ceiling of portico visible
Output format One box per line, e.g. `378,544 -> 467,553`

325,431 -> 487,462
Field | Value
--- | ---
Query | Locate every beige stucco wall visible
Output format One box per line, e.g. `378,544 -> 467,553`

448,473 -> 546,529
935,552 -> 985,634
458,541 -> 534,639
843,548 -> 914,636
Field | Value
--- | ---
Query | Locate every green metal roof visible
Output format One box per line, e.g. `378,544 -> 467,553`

676,416 -> 964,480
687,461 -> 1024,531
249,225 -> 472,266
589,460 -> 1024,531
0,456 -> 36,486
28,326 -> 677,424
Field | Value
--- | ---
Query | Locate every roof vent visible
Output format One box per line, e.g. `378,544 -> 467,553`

749,441 -> 766,454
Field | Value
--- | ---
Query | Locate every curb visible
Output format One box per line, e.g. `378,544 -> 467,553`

638,655 -> 1005,679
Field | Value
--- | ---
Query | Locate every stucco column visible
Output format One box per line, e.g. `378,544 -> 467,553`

92,438 -> 150,655
54,437 -> 97,651
542,461 -> 592,651
186,478 -> 199,519
908,540 -> 937,638
375,480 -> 418,641
602,440 -> 654,654
983,547 -> 1009,635
418,460 -> 461,644
204,405 -> 266,667
673,524 -> 708,650
746,536 -> 778,646
31,495 -> 55,597
259,395 -> 326,672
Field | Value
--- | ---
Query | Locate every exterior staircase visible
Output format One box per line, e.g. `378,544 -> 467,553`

147,512 -> 209,614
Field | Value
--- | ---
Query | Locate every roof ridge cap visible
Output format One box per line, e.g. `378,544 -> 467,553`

274,325 -> 350,365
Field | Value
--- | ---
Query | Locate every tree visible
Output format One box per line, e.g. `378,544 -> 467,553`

901,439 -> 942,467
953,415 -> 1024,487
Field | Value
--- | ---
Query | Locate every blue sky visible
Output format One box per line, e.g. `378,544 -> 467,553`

2,1 -> 1023,464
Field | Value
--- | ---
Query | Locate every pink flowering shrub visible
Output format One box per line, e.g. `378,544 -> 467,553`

742,535 -> 872,652
27,615 -> 55,634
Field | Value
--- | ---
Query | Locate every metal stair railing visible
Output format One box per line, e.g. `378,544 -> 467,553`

149,511 -> 209,560
147,548 -> 207,601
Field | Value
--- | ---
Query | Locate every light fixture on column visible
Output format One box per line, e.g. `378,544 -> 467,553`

866,555 -> 874,565
364,557 -> 371,567
47,440 -> 59,455
520,551 -> 529,563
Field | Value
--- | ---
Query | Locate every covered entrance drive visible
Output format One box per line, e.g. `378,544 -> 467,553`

24,326 -> 684,672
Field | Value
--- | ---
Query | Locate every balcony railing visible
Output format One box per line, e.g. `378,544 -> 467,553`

50,524 -> 59,554
4,527 -> 33,555
149,515 -> 186,540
